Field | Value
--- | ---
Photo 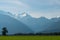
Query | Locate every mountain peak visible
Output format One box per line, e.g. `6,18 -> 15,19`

0,14 -> 33,34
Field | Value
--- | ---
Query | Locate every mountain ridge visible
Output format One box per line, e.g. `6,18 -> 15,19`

0,14 -> 33,34
0,10 -> 60,33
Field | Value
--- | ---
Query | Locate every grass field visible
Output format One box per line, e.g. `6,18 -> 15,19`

0,36 -> 60,40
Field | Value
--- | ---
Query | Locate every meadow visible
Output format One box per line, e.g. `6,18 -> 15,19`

0,35 -> 60,40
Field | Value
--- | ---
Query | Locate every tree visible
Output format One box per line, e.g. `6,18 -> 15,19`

2,27 -> 8,36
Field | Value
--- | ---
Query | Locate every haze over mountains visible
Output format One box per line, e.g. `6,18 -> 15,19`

0,10 -> 60,34
0,11 -> 33,34
19,12 -> 60,33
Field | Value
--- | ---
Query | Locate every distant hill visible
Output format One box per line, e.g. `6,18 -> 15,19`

0,10 -> 60,34
19,14 -> 53,33
19,13 -> 60,33
51,17 -> 60,22
0,14 -> 33,34
42,20 -> 60,33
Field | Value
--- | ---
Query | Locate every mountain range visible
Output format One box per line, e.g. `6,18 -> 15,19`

19,13 -> 60,33
0,11 -> 33,34
0,10 -> 60,34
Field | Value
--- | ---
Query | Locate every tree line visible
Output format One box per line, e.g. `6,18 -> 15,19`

14,32 -> 60,35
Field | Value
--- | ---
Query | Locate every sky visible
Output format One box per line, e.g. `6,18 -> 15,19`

0,0 -> 60,18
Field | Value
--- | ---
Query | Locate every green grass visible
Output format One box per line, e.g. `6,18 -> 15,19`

0,36 -> 60,40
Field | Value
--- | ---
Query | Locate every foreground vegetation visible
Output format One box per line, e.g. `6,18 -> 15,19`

0,36 -> 60,40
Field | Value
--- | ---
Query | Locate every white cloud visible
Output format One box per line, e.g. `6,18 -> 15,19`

41,0 -> 60,5
0,0 -> 60,18
29,11 -> 60,19
0,0 -> 29,7
0,0 -> 30,15
28,0 -> 60,18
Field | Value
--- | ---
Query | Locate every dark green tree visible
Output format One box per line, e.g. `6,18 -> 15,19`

2,27 -> 8,36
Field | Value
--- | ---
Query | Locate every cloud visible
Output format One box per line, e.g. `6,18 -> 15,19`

27,0 -> 60,18
29,11 -> 60,19
0,0 -> 60,18
0,0 -> 30,15
0,0 -> 29,7
36,0 -> 60,5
